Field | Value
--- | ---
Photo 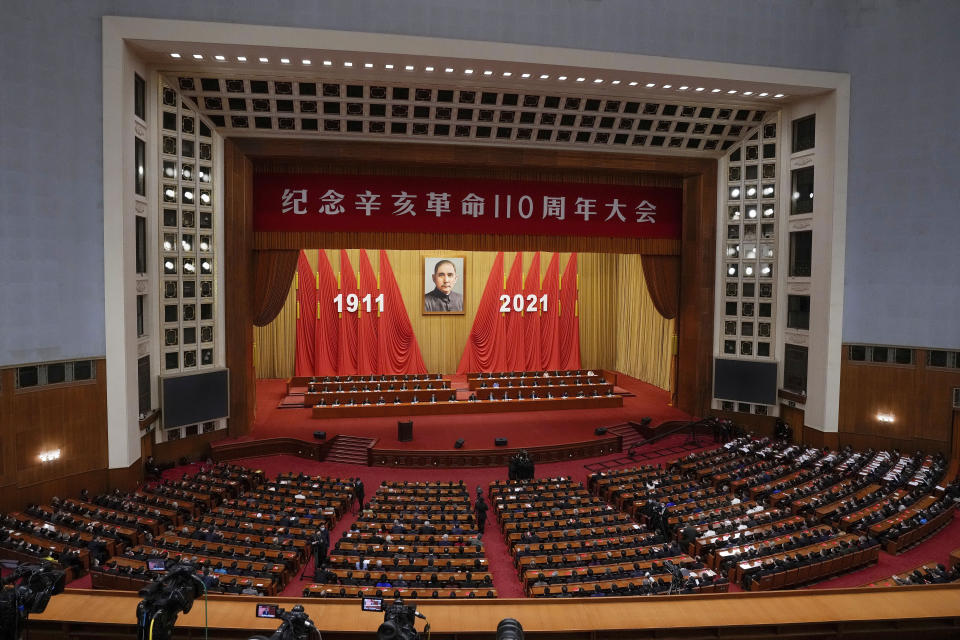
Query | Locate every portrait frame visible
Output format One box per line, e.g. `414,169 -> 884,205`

422,255 -> 466,315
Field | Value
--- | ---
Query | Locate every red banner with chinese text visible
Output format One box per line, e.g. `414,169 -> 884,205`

253,174 -> 681,238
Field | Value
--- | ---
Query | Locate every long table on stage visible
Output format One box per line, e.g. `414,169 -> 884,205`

31,585 -> 960,639
311,395 -> 623,419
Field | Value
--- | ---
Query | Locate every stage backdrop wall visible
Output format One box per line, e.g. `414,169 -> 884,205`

254,249 -> 674,389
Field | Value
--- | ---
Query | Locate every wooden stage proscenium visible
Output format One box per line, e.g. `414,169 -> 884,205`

310,395 -> 622,419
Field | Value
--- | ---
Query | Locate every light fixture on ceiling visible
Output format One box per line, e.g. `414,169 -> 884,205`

182,239 -> 191,251
742,91 -> 753,96
540,74 -> 549,79
662,84 -> 672,89
744,266 -> 754,276
280,58 -> 290,64
237,56 -> 247,62
170,53 -> 181,58
746,187 -> 757,197
730,187 -> 741,198
747,207 -> 757,219
695,87 -> 705,91
758,92 -> 769,97
163,239 -> 173,251
628,81 -> 638,86
727,89 -> 737,94
164,260 -> 174,270
425,66 -> 434,72
199,240 -> 209,251
445,67 -> 454,73
503,72 -> 512,77
192,54 -> 203,60
678,86 -> 688,90
344,61 -> 353,67
385,64 -> 394,69
405,65 -> 414,71
593,78 -> 603,83
557,75 -> 567,81
521,73 -> 530,78
214,55 -> 225,61
576,77 -> 585,82
712,88 -> 722,93
259,57 -> 268,63
611,80 -> 620,85
302,59 -> 311,65
774,93 -> 785,98
464,69 -> 474,74
483,70 -> 493,76
645,83 -> 656,88
322,60 -> 332,66
876,412 -> 895,423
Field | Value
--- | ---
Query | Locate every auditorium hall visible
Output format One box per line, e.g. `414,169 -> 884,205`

2,2 -> 959,639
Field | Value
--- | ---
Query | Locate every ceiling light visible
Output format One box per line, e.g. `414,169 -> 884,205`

183,190 -> 194,201
280,58 -> 290,64
521,73 -> 530,78
747,208 -> 757,219
214,55 -> 225,61
558,75 -> 567,81
611,80 -> 620,85
763,207 -> 774,217
483,70 -> 493,76
302,59 -> 311,65
593,78 -> 603,83
259,57 -> 268,63
192,54 -> 203,60
385,64 -> 394,69
742,91 -> 753,96
727,266 -> 736,276
762,186 -> 774,196
744,266 -> 754,276
182,240 -> 192,251
425,66 -> 434,72
405,65 -> 415,71
758,92 -> 769,97
712,88 -> 722,93
678,86 -> 688,90
503,72 -> 512,77
200,192 -> 210,204
201,261 -> 211,271
645,83 -> 656,88
163,240 -> 173,251
344,61 -> 353,67
628,81 -> 638,86
237,56 -> 247,62
170,53 -> 181,58
164,188 -> 176,199
792,191 -> 800,200
695,87 -> 705,92
540,74 -> 549,79
746,187 -> 757,196
464,69 -> 474,74
164,260 -> 174,270
662,84 -> 672,89
774,93 -> 785,98
576,77 -> 585,82
730,188 -> 741,198
445,67 -> 454,73
761,266 -> 771,275
323,60 -> 332,66
200,241 -> 209,251
727,89 -> 737,94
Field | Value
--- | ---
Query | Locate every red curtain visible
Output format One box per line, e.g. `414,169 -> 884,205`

457,251 -> 507,373
503,252 -> 525,371
356,250 -> 380,374
522,252 -> 542,371
377,250 -> 427,374
252,250 -> 299,327
558,253 -> 582,369
336,250 -> 359,375
314,250 -> 340,375
540,253 -> 561,370
641,254 -> 681,320
294,251 -> 316,376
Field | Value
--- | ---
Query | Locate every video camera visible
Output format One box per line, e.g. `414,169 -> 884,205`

0,562 -> 67,640
250,603 -> 321,640
136,562 -> 206,640
362,597 -> 424,640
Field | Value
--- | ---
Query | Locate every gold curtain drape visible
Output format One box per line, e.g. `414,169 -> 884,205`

255,249 -> 674,390
615,254 -> 675,389
252,250 -> 299,327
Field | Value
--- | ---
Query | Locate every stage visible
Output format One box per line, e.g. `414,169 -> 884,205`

210,373 -> 694,466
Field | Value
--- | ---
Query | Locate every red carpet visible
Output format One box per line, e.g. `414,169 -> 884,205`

226,374 -> 692,452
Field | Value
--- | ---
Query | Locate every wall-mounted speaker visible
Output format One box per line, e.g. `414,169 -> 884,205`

313,431 -> 326,440
454,439 -> 465,449
495,437 -> 508,446
594,427 -> 607,435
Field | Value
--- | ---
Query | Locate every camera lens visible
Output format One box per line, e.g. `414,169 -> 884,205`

377,620 -> 402,640
496,618 -> 524,640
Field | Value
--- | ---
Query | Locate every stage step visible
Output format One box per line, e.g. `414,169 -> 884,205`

325,435 -> 377,465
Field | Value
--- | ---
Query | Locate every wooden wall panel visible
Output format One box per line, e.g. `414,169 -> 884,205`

223,139 -> 255,437
0,360 -> 109,513
838,348 -> 959,454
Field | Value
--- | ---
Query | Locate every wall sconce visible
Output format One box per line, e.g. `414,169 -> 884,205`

38,448 -> 62,462
876,413 -> 895,423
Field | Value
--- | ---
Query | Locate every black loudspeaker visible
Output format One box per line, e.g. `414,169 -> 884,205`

495,437 -> 508,447
398,420 -> 414,442
313,431 -> 326,440
454,439 -> 465,449
594,427 -> 607,435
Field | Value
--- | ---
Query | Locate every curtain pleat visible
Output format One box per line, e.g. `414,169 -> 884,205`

523,252 -> 542,371
293,250 -> 316,376
377,250 -> 428,374
252,250 -> 299,327
356,250 -> 380,374
641,254 -> 680,320
336,250 -> 359,375
314,250 -> 340,375
616,254 -> 674,389
457,252 -> 506,373
503,252 -> 525,371
558,253 -> 582,369
540,253 -> 561,370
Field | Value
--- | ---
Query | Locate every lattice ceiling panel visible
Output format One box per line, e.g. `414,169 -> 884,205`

171,74 -> 769,156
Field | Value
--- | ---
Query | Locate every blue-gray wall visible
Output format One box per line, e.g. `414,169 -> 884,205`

1,0 -> 957,367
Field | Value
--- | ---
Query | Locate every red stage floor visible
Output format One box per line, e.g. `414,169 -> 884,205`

236,373 -> 694,451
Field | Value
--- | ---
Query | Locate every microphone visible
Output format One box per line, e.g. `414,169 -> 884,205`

413,611 -> 427,619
